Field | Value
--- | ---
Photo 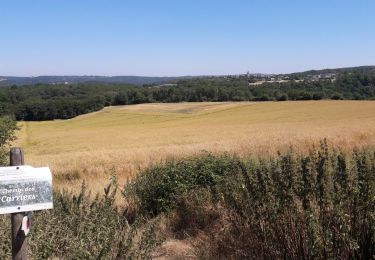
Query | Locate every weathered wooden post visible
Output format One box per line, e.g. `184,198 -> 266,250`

10,147 -> 27,260
0,148 -> 53,260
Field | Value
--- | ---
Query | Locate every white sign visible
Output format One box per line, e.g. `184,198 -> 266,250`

0,166 -> 53,214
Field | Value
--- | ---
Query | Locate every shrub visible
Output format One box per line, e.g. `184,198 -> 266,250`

331,93 -> 344,100
0,175 -> 164,259
124,153 -> 240,215
125,143 -> 375,259
0,116 -> 18,165
1,143 -> 374,259
277,94 -> 288,101
313,92 -> 325,100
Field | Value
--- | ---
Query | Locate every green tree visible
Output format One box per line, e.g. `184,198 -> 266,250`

0,116 -> 19,165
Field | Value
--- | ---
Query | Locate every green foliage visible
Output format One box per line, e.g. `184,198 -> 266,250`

0,67 -> 374,121
0,116 -> 18,258
0,144 -> 374,258
0,174 -> 164,259
0,216 -> 11,259
124,153 -> 240,215
0,116 -> 18,165
126,144 -> 375,259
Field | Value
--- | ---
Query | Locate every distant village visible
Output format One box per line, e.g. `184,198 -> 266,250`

222,72 -> 337,86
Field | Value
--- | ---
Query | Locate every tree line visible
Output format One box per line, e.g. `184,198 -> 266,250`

0,70 -> 374,121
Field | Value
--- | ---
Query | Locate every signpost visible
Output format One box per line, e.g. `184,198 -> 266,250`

0,147 -> 53,260
0,165 -> 53,214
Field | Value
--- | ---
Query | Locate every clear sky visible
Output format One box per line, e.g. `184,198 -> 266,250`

1,0 -> 374,76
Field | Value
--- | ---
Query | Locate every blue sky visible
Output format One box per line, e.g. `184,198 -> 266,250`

1,0 -> 374,76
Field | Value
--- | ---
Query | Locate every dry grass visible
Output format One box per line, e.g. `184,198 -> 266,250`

15,101 -> 375,193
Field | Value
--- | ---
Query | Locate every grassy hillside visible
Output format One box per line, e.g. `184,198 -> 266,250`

16,101 -> 375,191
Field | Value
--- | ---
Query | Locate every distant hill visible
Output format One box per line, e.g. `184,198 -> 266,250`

1,66 -> 374,87
0,75 -> 195,86
288,66 -> 375,78
0,65 -> 374,121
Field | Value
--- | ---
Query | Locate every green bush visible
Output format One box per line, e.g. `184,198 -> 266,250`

0,175 -> 163,259
1,142 -> 374,259
126,142 -> 375,259
124,153 -> 240,215
0,216 -> 11,259
0,116 -> 18,165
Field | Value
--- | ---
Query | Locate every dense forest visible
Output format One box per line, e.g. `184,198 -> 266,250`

0,68 -> 374,121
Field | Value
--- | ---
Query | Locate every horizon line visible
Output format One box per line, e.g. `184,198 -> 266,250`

1,65 -> 374,78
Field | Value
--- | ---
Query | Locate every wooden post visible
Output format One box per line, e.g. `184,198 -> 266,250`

10,147 -> 28,260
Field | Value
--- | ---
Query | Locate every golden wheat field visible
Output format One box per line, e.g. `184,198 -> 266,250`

15,101 -> 375,192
